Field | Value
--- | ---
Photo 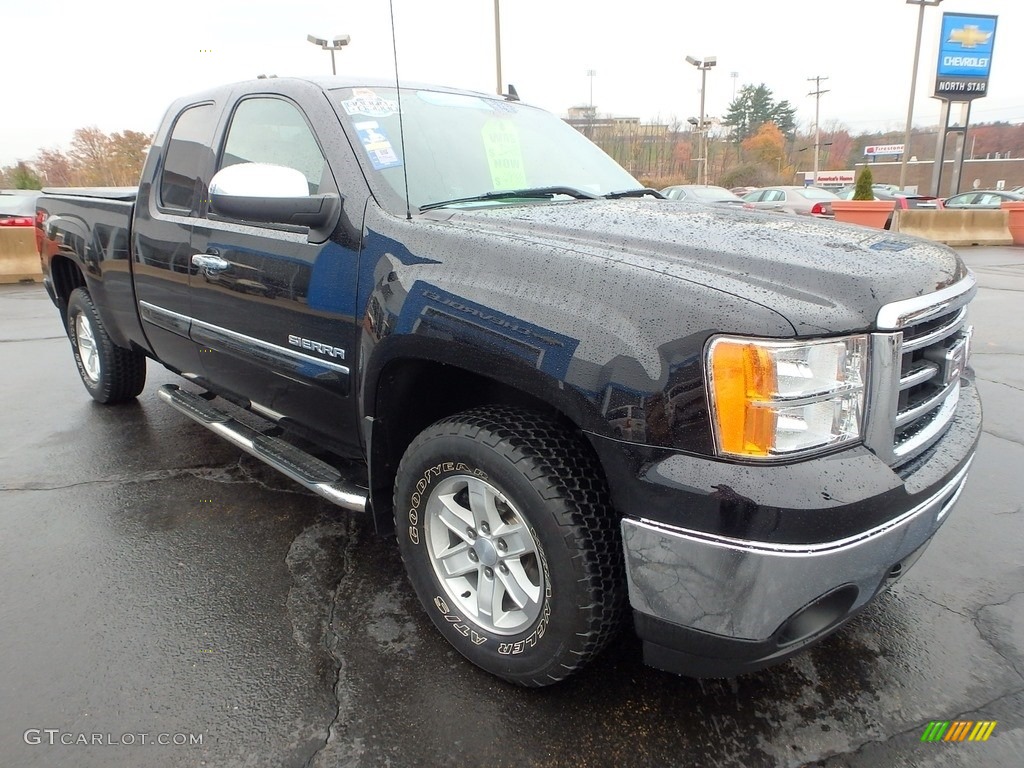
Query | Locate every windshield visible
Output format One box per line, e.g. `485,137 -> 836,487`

329,87 -> 640,214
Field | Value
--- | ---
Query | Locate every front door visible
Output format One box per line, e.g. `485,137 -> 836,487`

188,95 -> 361,448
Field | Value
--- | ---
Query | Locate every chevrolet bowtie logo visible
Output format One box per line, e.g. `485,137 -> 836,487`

949,25 -> 992,48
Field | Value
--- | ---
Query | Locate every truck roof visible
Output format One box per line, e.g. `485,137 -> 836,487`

176,75 -> 502,105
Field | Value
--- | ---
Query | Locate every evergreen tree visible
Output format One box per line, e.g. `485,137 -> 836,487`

724,84 -> 797,142
854,166 -> 874,200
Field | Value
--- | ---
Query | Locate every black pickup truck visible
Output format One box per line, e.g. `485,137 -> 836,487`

36,76 -> 981,686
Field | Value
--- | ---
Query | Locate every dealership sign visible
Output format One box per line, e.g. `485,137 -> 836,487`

805,170 -> 855,187
934,13 -> 997,99
864,144 -> 905,157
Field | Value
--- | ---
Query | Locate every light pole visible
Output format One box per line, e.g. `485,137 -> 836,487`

586,69 -> 596,111
307,34 -> 351,76
685,55 -> 716,185
899,0 -> 943,191
494,0 -> 502,95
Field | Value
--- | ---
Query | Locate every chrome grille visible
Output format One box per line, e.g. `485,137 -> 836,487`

865,274 -> 976,467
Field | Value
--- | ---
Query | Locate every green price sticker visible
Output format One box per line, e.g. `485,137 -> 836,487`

481,119 -> 527,190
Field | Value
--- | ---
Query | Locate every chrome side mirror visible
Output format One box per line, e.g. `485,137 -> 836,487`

209,162 -> 340,234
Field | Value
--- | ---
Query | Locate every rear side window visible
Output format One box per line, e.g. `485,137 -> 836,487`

160,104 -> 217,211
219,98 -> 326,194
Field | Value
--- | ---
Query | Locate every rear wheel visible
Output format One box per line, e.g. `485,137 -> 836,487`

67,287 -> 147,404
394,406 -> 624,686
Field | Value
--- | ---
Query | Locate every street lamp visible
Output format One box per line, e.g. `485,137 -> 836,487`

307,34 -> 351,76
899,0 -> 943,191
686,55 -> 716,184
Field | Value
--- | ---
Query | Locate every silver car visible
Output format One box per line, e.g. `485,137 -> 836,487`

661,185 -> 746,206
742,186 -> 838,217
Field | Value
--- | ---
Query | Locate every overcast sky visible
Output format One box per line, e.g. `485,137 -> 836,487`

2,0 -> 1021,167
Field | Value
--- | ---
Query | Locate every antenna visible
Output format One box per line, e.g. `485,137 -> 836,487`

388,0 -> 412,220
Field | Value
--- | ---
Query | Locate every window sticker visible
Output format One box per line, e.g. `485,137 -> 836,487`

341,89 -> 399,117
415,91 -> 493,111
480,119 -> 527,190
354,121 -> 402,170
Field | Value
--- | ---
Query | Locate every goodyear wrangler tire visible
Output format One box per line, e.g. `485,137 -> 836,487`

67,288 -> 147,404
394,406 -> 624,687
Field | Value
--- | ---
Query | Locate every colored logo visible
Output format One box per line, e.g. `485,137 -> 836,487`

921,720 -> 997,742
948,26 -> 992,49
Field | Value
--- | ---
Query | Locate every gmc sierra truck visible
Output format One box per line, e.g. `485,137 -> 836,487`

36,77 -> 981,686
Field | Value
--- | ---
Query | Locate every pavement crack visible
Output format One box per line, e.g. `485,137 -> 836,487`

976,376 -> 1024,394
971,591 -> 1024,681
0,335 -> 67,343
812,685 -> 1024,763
301,514 -> 360,768
904,589 -> 972,619
0,458 -> 312,494
981,428 -> 1024,449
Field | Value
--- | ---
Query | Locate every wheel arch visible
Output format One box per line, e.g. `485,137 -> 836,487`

362,341 -> 607,535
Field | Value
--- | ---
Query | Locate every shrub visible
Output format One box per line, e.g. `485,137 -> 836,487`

853,167 -> 875,200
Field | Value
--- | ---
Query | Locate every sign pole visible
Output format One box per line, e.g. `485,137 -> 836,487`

930,102 -> 951,197
949,101 -> 972,195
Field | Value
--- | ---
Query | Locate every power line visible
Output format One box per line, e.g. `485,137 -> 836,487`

807,75 -> 830,183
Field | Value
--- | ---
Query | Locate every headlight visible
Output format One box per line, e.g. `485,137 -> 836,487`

706,334 -> 868,459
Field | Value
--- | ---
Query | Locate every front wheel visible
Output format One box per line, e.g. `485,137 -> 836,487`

394,406 -> 624,687
67,287 -> 147,404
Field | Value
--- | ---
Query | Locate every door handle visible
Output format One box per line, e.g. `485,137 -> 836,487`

191,252 -> 230,271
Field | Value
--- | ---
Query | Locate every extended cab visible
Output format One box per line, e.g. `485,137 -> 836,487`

37,77 -> 981,685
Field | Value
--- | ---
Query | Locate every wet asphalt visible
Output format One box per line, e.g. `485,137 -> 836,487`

1,247 -> 1022,768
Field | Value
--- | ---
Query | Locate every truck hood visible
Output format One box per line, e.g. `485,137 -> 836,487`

439,200 -> 967,335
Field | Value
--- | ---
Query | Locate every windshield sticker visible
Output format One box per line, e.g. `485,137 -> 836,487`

416,91 -> 493,111
481,119 -> 527,190
354,121 -> 402,170
341,89 -> 399,117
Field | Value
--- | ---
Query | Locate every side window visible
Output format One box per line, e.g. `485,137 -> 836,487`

160,104 -> 217,211
219,98 -> 326,194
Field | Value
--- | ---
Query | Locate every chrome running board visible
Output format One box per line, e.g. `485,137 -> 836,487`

158,384 -> 367,512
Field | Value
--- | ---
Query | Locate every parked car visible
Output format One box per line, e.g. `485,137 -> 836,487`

729,185 -> 759,197
741,186 -> 838,217
0,191 -> 40,226
36,75 -> 980,686
660,185 -> 746,205
943,190 -> 1024,209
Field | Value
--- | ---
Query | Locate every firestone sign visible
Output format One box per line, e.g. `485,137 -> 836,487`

934,13 -> 997,100
864,144 -> 905,157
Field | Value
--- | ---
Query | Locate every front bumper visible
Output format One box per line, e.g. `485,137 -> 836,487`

618,379 -> 981,678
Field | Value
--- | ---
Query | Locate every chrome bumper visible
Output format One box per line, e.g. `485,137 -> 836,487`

621,456 -> 973,642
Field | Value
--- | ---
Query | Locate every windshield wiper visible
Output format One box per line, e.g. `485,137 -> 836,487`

419,186 -> 599,212
604,188 -> 665,200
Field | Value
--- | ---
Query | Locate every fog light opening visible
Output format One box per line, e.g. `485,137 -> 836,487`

777,585 -> 859,647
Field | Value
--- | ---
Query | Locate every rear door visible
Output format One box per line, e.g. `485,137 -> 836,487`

188,92 -> 363,448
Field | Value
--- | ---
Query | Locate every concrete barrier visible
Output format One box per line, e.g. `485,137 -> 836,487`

891,209 -> 1013,247
0,228 -> 43,284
